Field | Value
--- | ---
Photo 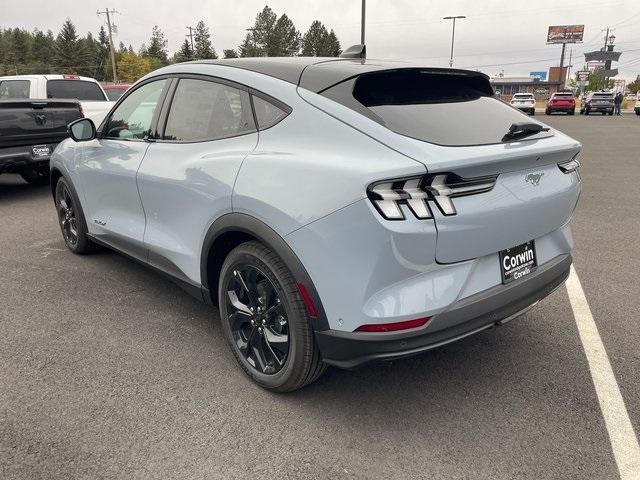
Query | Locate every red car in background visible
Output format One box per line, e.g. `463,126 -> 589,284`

545,92 -> 576,115
102,83 -> 131,101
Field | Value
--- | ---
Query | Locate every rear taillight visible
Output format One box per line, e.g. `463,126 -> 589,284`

355,317 -> 430,332
367,173 -> 497,220
558,157 -> 580,173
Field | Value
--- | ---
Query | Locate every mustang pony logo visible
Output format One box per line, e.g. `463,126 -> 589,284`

525,172 -> 544,186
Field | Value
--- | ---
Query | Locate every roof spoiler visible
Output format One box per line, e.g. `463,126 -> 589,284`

340,44 -> 366,59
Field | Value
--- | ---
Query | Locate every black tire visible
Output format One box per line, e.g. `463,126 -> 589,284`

20,168 -> 49,185
54,178 -> 99,254
530,109 -> 535,116
545,108 -> 551,115
569,109 -> 575,115
608,111 -> 613,116
218,241 -> 326,392
602,111 -> 607,116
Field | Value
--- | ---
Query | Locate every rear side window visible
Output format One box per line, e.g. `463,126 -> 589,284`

164,79 -> 255,142
0,80 -> 30,99
252,95 -> 289,130
46,80 -> 106,101
322,69 -> 552,146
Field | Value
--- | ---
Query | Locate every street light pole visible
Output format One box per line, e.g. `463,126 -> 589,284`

443,15 -> 466,68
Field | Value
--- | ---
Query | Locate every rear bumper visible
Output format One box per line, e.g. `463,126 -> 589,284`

548,106 -> 574,112
0,144 -> 57,173
316,254 -> 571,369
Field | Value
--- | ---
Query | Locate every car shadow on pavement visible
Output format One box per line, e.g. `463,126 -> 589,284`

0,174 -> 50,201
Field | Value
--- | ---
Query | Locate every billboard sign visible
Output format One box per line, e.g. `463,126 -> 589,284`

547,25 -> 584,44
529,71 -> 547,81
576,71 -> 590,82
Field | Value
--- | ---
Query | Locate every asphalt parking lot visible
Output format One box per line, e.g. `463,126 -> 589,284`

1,114 -> 639,479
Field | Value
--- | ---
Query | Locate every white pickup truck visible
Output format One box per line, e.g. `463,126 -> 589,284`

0,74 -> 114,125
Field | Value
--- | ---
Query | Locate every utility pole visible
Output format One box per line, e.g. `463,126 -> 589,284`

186,26 -> 195,53
361,0 -> 366,45
97,8 -> 118,83
443,16 -> 466,68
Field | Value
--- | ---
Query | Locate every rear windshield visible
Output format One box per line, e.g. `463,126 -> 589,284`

553,93 -> 574,98
321,69 -> 552,146
514,94 -> 533,97
592,93 -> 613,99
47,80 -> 106,101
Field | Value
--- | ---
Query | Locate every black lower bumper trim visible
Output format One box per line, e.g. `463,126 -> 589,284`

316,254 -> 571,369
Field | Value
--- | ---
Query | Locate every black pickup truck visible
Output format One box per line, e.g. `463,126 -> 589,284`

0,99 -> 83,184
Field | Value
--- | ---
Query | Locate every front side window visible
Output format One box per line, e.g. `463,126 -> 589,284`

105,80 -> 167,140
164,79 -> 255,142
0,80 -> 30,99
46,80 -> 106,101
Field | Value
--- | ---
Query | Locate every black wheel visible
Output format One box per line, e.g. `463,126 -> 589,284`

20,168 -> 49,185
608,111 -> 613,116
54,178 -> 98,254
530,109 -> 535,116
545,108 -> 551,115
569,109 -> 575,115
218,241 -> 325,392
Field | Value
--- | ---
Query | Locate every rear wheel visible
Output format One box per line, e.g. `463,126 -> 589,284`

20,168 -> 49,185
54,178 -> 98,254
218,241 -> 325,392
569,109 -> 575,115
545,108 -> 551,115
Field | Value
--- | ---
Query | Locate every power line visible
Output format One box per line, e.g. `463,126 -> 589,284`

96,8 -> 118,83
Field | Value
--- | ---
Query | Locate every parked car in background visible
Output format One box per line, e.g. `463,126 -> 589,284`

545,92 -> 575,115
635,92 -> 640,116
0,98 -> 82,183
0,74 -> 113,124
510,93 -> 536,115
580,91 -> 615,115
102,83 -> 131,101
51,56 -> 580,392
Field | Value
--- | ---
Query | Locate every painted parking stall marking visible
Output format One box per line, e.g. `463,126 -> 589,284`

566,266 -> 640,480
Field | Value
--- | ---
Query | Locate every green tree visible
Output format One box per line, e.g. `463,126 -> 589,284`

627,75 -> 640,94
223,49 -> 238,58
174,38 -> 194,62
193,20 -> 217,59
146,25 -> 168,63
324,29 -> 341,56
54,19 -> 90,73
301,21 -> 341,57
240,6 -> 301,57
270,14 -> 300,56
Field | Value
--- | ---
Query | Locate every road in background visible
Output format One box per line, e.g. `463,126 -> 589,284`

1,115 -> 638,479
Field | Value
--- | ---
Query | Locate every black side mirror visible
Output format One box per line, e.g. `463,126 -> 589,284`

68,118 -> 96,142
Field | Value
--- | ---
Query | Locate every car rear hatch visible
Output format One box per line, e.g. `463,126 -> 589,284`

591,94 -> 614,106
314,67 -> 581,263
551,94 -> 574,107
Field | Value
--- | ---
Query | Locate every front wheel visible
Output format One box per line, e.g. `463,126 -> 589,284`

218,241 -> 326,392
54,178 -> 99,254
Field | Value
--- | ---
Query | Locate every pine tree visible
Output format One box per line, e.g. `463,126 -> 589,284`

270,14 -> 300,56
176,38 -> 193,62
301,21 -> 328,56
238,33 -> 261,57
325,29 -> 342,56
193,20 -> 217,59
223,49 -> 238,59
146,25 -> 168,63
54,19 -> 89,74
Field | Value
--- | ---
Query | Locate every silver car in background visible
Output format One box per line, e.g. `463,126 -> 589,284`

50,52 -> 581,391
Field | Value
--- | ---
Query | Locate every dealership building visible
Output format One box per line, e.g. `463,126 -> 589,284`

491,67 -> 567,100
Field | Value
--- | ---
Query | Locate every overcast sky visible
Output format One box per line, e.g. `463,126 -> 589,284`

2,0 -> 639,80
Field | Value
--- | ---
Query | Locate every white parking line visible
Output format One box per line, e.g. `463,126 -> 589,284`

566,265 -> 640,480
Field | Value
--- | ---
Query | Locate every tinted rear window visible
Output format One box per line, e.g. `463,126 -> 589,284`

553,93 -> 574,97
321,69 -> 552,146
592,93 -> 613,99
46,80 -> 106,101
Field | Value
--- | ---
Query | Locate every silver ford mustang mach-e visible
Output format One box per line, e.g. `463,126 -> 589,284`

51,51 -> 581,391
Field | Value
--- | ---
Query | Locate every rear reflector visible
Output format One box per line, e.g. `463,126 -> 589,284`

297,283 -> 318,317
355,317 -> 430,333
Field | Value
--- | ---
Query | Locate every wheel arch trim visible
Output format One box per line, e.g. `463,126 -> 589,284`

201,213 -> 330,331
